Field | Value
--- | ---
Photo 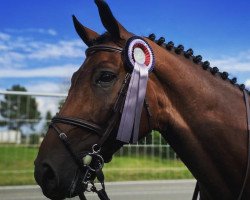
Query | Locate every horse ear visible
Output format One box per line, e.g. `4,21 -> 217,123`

94,0 -> 130,40
72,15 -> 100,47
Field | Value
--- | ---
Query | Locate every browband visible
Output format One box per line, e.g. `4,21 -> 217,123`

85,45 -> 123,56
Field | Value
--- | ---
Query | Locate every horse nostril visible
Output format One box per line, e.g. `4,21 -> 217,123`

41,163 -> 58,196
44,164 -> 55,180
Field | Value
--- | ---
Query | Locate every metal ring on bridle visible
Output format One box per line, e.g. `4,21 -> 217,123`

85,153 -> 104,172
92,144 -> 101,153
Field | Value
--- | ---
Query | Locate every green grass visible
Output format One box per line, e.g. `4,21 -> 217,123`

0,145 -> 38,185
0,145 -> 193,185
104,156 -> 193,181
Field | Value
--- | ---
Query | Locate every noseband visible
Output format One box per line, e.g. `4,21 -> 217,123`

49,45 -> 152,200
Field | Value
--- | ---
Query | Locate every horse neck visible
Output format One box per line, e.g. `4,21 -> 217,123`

150,42 -> 248,198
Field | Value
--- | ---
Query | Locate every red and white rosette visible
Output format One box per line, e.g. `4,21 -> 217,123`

117,36 -> 155,143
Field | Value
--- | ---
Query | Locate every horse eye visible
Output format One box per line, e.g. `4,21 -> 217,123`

96,72 -> 117,86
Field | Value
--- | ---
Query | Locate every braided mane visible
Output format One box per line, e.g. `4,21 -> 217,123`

148,33 -> 250,95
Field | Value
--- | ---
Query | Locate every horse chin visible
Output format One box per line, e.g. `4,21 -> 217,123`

67,170 -> 85,198
104,157 -> 113,163
102,153 -> 113,163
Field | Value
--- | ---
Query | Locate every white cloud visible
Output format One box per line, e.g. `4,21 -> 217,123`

0,64 -> 78,78
210,50 -> 250,72
27,82 -> 65,93
0,32 -> 10,41
0,51 -> 25,68
26,82 -> 67,116
246,80 -> 250,89
47,29 -> 57,36
5,28 -> 57,36
0,82 -> 67,118
0,30 -> 86,70
28,40 -> 84,60
0,29 -> 83,124
36,96 -> 62,117
0,44 -> 9,51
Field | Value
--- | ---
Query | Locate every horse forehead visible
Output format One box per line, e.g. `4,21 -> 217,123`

83,52 -> 123,72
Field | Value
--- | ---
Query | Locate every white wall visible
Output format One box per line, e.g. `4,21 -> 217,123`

0,130 -> 21,144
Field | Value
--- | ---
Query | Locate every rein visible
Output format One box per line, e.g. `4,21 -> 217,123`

49,45 -> 152,200
192,90 -> 250,200
238,90 -> 250,200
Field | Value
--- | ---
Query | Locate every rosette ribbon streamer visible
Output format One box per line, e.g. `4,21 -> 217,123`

117,36 -> 155,143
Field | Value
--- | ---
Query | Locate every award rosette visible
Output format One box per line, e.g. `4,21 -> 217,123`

117,36 -> 155,143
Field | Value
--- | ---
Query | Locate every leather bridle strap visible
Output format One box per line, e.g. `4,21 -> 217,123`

52,116 -> 102,136
49,122 -> 110,200
48,44 -> 152,200
49,123 -> 84,171
237,90 -> 250,200
86,45 -> 123,56
50,72 -> 131,158
96,73 -> 131,146
49,74 -> 131,200
192,182 -> 200,200
49,72 -> 131,200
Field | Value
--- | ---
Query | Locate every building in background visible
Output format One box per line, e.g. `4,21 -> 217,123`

0,130 -> 21,144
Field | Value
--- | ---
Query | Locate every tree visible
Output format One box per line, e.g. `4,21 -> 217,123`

58,99 -> 65,110
41,111 -> 52,136
0,85 -> 41,131
29,133 -> 40,145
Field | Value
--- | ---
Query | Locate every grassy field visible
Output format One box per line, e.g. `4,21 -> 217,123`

0,145 -> 193,186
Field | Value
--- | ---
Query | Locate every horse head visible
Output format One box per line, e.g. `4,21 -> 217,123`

34,1 -> 160,199
34,0 -> 250,199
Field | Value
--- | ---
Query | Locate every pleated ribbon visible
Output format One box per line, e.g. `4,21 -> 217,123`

116,37 -> 154,143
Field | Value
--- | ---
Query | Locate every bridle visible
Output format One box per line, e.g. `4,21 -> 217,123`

49,44 -> 250,200
49,45 -> 152,200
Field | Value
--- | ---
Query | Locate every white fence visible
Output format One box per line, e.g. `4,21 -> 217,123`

0,90 -> 177,156
0,90 -> 66,141
0,90 -> 191,185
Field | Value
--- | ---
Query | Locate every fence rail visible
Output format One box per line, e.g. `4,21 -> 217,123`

0,91 -> 192,185
0,90 -> 67,97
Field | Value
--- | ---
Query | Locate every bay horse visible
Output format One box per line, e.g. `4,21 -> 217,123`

34,0 -> 250,199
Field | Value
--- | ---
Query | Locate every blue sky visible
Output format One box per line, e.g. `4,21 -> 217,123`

0,0 -> 250,93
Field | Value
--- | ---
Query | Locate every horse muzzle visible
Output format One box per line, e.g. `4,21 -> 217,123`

34,159 -> 81,200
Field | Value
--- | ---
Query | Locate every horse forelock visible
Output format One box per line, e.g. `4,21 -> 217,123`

88,32 -> 125,47
89,32 -> 110,46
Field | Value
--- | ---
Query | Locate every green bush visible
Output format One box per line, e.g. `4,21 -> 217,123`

29,134 -> 40,145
